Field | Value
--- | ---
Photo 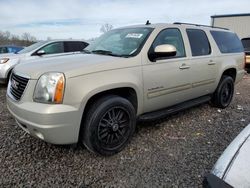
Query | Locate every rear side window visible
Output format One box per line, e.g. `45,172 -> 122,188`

187,29 -> 211,56
241,38 -> 250,52
210,31 -> 244,53
64,42 -> 89,52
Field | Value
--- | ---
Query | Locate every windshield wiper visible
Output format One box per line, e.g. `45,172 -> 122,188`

91,50 -> 128,58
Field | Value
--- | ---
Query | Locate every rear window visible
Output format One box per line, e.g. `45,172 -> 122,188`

210,31 -> 244,53
241,38 -> 250,52
186,29 -> 211,56
64,42 -> 89,52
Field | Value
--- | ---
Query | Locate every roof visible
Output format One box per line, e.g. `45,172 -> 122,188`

119,22 -> 229,31
211,13 -> 250,18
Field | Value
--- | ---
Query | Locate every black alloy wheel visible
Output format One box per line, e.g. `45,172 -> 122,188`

82,95 -> 136,156
211,76 -> 234,108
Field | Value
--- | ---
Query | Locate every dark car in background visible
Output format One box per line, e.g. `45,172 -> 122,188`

0,45 -> 24,54
241,37 -> 250,72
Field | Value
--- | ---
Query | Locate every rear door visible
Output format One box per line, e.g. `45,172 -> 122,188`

186,29 -> 217,97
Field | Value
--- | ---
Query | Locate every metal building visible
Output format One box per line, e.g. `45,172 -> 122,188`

211,13 -> 250,39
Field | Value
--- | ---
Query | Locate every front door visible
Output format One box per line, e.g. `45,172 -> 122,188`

142,28 -> 193,113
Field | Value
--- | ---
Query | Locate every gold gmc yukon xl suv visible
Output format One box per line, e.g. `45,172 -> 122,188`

6,23 -> 245,155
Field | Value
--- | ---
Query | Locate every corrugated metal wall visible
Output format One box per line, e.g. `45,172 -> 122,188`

212,16 -> 250,39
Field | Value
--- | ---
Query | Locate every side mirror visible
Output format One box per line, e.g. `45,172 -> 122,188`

36,50 -> 46,56
154,44 -> 177,57
149,44 -> 177,61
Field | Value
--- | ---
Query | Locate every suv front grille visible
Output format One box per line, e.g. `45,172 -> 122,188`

9,73 -> 29,101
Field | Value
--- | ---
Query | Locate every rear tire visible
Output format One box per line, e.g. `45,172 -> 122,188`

81,95 -> 136,156
211,76 -> 234,108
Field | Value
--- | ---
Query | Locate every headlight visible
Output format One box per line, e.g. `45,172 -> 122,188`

0,58 -> 9,64
34,72 -> 65,104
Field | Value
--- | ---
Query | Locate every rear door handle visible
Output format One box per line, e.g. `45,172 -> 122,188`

179,64 -> 190,70
208,60 -> 216,65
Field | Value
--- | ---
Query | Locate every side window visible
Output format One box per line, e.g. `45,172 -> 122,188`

64,42 -> 89,52
151,28 -> 186,58
40,42 -> 64,54
187,29 -> 211,56
211,31 -> 244,53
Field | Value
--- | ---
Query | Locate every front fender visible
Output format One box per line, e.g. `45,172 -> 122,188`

64,67 -> 144,117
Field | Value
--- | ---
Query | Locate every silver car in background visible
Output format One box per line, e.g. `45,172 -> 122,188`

0,39 -> 88,84
204,124 -> 250,188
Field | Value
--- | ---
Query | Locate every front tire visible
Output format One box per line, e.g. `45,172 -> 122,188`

211,76 -> 234,108
81,95 -> 136,156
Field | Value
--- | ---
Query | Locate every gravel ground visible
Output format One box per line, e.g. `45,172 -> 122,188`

0,74 -> 250,187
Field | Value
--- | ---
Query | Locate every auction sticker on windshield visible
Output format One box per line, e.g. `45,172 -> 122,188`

125,33 -> 143,38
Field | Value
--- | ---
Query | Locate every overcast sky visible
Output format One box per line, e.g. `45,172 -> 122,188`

0,0 -> 249,40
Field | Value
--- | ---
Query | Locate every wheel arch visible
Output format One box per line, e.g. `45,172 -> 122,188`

221,67 -> 237,81
78,86 -> 140,142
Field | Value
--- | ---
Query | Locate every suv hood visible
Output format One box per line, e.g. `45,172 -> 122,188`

14,53 -> 137,79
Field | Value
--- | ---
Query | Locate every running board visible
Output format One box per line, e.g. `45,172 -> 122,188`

138,95 -> 211,121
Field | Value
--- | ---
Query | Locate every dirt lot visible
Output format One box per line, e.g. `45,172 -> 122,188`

0,74 -> 249,187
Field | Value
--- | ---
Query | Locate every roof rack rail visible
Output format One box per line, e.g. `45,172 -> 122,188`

173,22 -> 229,30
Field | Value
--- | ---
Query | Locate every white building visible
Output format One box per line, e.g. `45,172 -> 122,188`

211,13 -> 250,39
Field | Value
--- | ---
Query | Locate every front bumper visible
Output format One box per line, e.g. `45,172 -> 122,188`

7,96 -> 81,145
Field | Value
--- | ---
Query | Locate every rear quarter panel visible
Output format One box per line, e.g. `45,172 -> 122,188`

216,53 -> 245,86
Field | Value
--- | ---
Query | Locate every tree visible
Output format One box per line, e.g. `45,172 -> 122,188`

21,32 -> 36,46
100,23 -> 113,33
0,30 -> 36,46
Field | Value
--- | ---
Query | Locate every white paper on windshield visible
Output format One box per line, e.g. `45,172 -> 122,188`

125,33 -> 143,39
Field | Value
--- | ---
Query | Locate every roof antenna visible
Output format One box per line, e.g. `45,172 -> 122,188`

146,20 -> 151,25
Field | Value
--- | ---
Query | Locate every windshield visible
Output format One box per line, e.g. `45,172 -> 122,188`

242,38 -> 250,52
18,41 -> 47,54
85,27 -> 153,57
